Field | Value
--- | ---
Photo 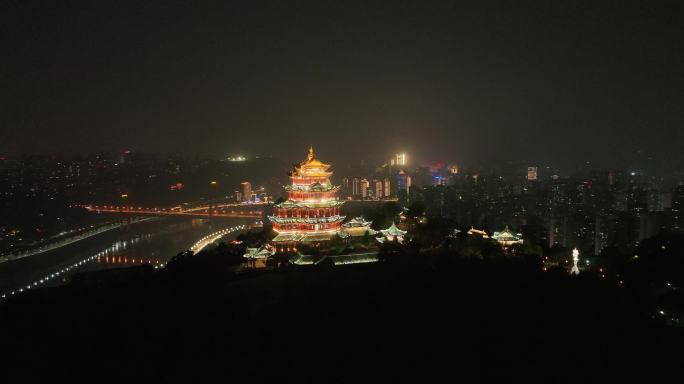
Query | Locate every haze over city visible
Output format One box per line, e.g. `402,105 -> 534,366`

2,1 -> 683,170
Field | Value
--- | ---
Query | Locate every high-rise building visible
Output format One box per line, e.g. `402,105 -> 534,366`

627,182 -> 648,215
395,153 -> 407,166
374,180 -> 383,199
527,167 -> 538,181
352,178 -> 360,197
551,178 -> 567,205
383,177 -> 391,197
268,147 -> 345,251
647,189 -> 664,212
360,179 -> 370,199
397,171 -> 411,193
342,177 -> 350,197
241,181 -> 252,202
673,185 -> 684,231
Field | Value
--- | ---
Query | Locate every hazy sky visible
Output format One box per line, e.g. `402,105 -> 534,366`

1,1 -> 683,168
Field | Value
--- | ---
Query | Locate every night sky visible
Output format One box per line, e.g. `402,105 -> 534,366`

1,1 -> 683,169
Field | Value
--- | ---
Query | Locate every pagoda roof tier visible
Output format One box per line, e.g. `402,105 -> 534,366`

268,215 -> 346,224
275,199 -> 345,209
284,183 -> 340,192
272,231 -> 338,243
290,147 -> 333,178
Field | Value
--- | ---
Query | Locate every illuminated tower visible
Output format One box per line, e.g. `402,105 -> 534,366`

269,147 -> 345,251
570,248 -> 580,275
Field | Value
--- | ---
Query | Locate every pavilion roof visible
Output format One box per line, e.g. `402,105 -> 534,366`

492,226 -> 522,242
243,246 -> 275,259
380,222 -> 407,237
467,227 -> 490,238
342,216 -> 372,228
272,231 -> 338,243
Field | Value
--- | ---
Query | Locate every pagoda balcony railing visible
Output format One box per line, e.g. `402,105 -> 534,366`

287,191 -> 338,200
274,207 -> 341,218
272,223 -> 343,232
268,214 -> 345,224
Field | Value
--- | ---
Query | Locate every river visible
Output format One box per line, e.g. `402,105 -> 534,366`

0,217 -> 251,298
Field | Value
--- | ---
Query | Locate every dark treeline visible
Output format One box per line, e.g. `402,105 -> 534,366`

1,237 -> 683,382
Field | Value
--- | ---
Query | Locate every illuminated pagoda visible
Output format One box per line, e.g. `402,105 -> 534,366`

492,225 -> 523,247
269,147 -> 345,251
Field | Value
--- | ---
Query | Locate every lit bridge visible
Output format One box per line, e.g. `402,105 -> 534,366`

79,203 -> 266,218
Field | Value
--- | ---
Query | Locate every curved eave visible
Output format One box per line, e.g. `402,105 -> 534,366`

268,215 -> 346,224
284,185 -> 340,192
274,200 -> 345,209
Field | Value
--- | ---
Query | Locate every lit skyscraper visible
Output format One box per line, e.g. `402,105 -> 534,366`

395,153 -> 407,166
352,178 -> 360,197
360,179 -> 370,199
241,181 -> 251,202
397,171 -> 411,193
673,185 -> 684,231
374,180 -> 383,199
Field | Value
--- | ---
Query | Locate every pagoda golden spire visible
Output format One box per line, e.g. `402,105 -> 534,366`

293,146 -> 332,178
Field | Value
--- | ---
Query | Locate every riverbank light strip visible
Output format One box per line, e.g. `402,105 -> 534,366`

0,224 -> 247,303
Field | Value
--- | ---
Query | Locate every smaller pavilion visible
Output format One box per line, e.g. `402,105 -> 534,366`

341,216 -> 378,237
492,226 -> 523,246
376,222 -> 407,244
467,227 -> 490,238
243,244 -> 276,269
243,244 -> 276,260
